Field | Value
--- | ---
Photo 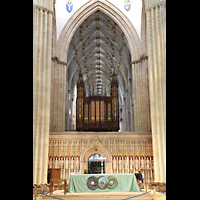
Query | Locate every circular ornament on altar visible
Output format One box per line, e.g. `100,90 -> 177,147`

87,176 -> 98,190
107,176 -> 118,189
97,176 -> 108,190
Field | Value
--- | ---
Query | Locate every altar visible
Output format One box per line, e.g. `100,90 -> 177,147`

67,174 -> 142,193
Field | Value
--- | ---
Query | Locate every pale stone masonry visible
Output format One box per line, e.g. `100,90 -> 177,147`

145,0 -> 166,182
33,0 -> 166,184
49,132 -> 154,183
33,0 -> 54,184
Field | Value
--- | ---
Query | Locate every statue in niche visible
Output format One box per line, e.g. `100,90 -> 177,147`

70,157 -> 74,170
146,156 -> 150,168
65,157 -> 69,170
76,157 -> 79,172
119,157 -> 122,170
125,156 -> 128,170
113,157 -> 117,170
141,156 -> 144,169
60,157 -> 64,169
54,157 -> 58,168
130,157 -> 134,171
135,156 -> 139,170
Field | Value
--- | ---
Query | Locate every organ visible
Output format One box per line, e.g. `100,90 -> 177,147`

76,70 -> 119,131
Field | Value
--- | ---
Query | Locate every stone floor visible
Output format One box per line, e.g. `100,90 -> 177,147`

34,189 -> 166,200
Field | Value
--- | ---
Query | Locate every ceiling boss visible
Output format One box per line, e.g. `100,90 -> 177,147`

66,0 -> 73,13
124,0 -> 131,11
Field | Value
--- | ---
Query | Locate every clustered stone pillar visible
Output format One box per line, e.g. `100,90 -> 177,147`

65,71 -> 69,131
132,58 -> 150,132
33,4 -> 53,184
145,0 -> 166,182
129,75 -> 134,132
50,62 -> 66,132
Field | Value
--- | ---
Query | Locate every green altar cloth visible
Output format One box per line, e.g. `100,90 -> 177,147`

67,174 -> 142,193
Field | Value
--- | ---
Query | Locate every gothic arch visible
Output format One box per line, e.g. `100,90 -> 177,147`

80,144 -> 112,174
57,0 -> 141,64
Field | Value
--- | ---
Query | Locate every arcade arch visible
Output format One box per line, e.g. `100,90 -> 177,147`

56,0 -> 141,131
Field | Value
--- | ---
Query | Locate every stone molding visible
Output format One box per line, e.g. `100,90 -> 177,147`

145,1 -> 166,12
33,5 -> 53,15
51,56 -> 67,66
49,132 -> 152,137
132,54 -> 148,64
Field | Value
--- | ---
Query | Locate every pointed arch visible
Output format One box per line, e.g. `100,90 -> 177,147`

57,0 -> 141,64
80,144 -> 112,174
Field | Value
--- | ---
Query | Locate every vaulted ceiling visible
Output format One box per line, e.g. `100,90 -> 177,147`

67,11 -> 131,99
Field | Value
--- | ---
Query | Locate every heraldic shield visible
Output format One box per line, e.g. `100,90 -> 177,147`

124,0 -> 131,11
66,0 -> 73,13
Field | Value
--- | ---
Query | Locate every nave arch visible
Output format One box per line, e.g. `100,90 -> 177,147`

57,0 -> 141,64
55,0 -> 142,132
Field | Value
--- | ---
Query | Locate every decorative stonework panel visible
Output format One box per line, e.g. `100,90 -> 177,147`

48,132 -> 154,182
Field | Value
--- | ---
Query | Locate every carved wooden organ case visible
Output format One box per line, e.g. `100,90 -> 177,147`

76,71 -> 119,131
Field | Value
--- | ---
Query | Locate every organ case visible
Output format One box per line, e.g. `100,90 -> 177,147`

76,70 -> 119,131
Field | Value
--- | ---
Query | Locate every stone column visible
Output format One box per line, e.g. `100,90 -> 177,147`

128,76 -> 133,132
146,7 -> 159,182
146,1 -> 166,182
133,62 -> 139,131
67,90 -> 70,130
58,63 -> 62,131
52,62 -> 58,131
33,4 -> 53,184
50,59 -> 55,132
123,97 -> 126,131
33,5 -> 39,184
159,1 -> 166,182
62,64 -> 67,131
132,63 -> 136,131
125,89 -> 130,131
145,59 -> 151,132
151,5 -> 162,182
129,77 -> 134,132
35,7 -> 44,184
138,62 -> 142,131
51,62 -> 66,132
40,9 -> 48,183
131,64 -> 135,132
65,70 -> 69,131
71,98 -> 74,129
161,2 -> 166,181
